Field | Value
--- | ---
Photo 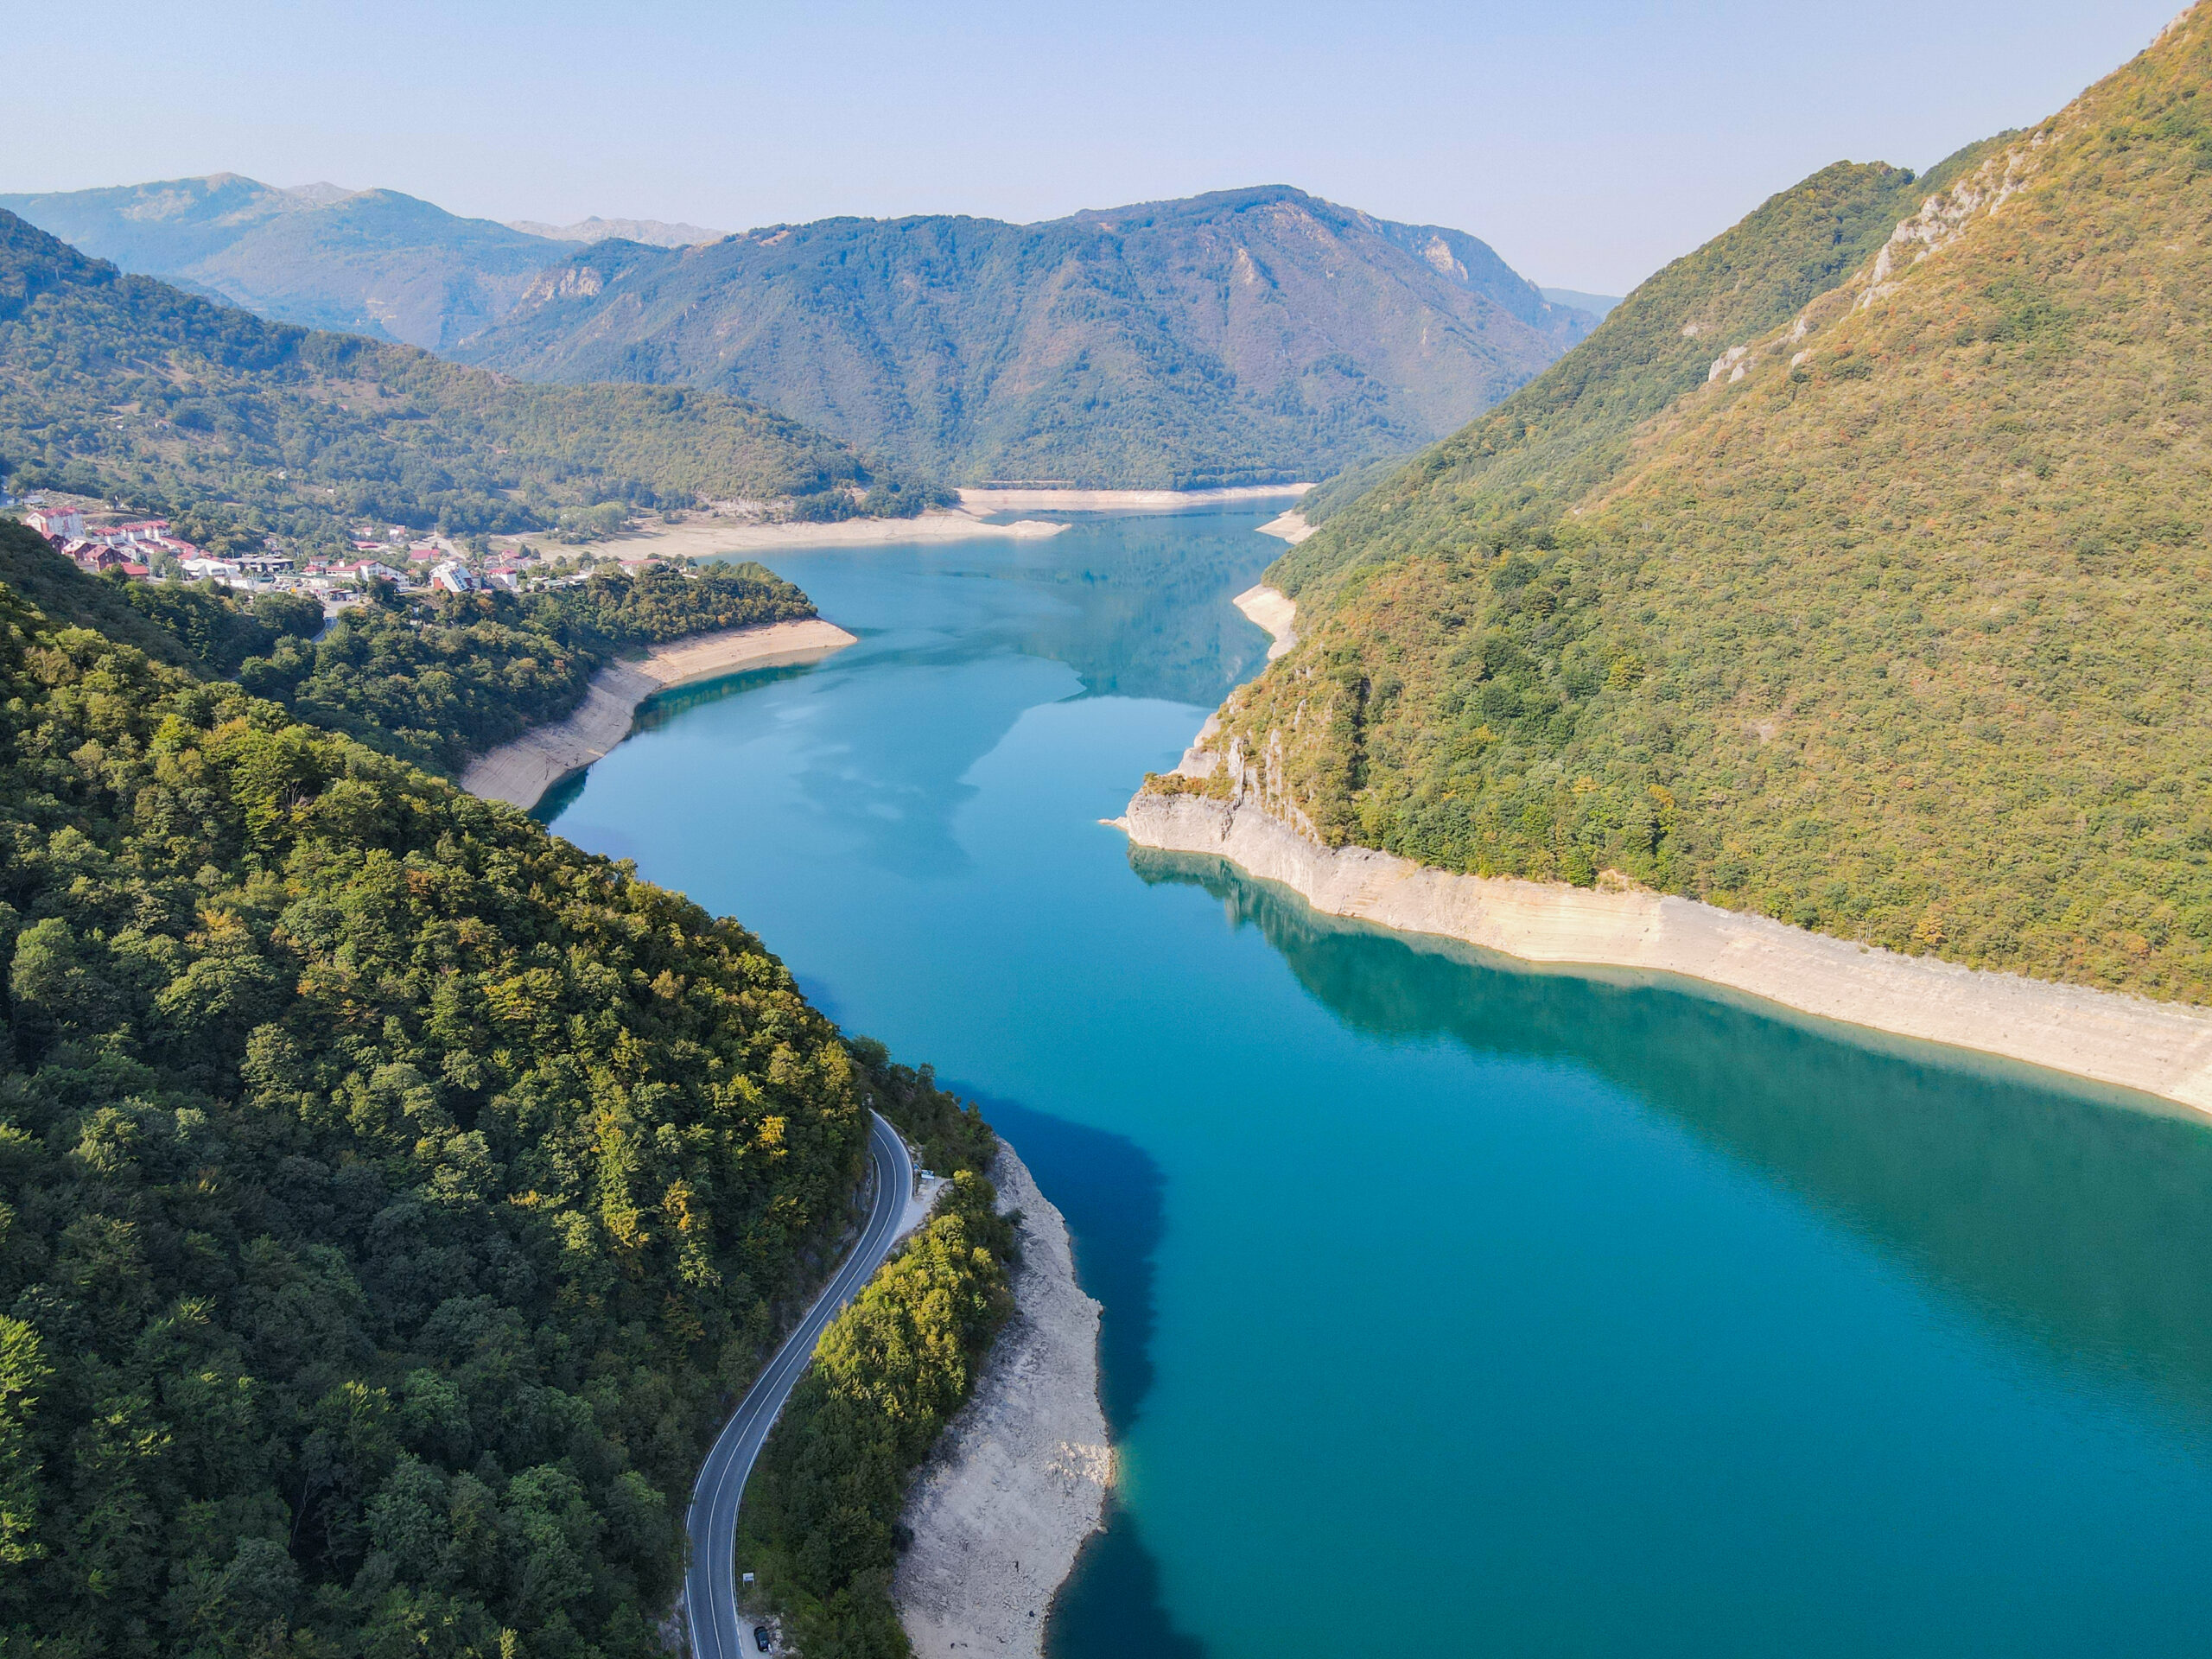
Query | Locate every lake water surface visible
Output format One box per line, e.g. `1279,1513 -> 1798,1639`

545,511 -> 2212,1656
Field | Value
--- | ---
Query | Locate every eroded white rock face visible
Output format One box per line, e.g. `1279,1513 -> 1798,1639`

1421,234 -> 1469,281
894,1145 -> 1109,1659
520,263 -> 606,307
1858,131 -> 2056,310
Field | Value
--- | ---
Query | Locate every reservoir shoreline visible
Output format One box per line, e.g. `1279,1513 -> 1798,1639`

1255,509 -> 1315,544
597,508 -> 1068,565
461,618 -> 855,810
542,509 -> 2212,1652
1127,588 -> 2212,1116
959,483 -> 1313,513
893,1139 -> 1110,1658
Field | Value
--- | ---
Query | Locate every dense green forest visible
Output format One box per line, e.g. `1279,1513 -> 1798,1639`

0,563 -> 906,1655
738,1052 -> 1010,1656
455,187 -> 1589,489
1179,7 -> 2212,1002
240,562 -> 817,775
0,521 -> 815,776
0,210 -> 942,558
1291,457 -> 1402,528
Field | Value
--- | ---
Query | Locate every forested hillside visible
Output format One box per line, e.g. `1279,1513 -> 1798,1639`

256,559 -> 817,775
740,1063 -> 1013,1656
0,520 -> 817,777
454,186 -> 1591,488
0,570 -> 889,1655
0,176 -> 572,352
0,211 -> 936,556
1174,6 -> 2212,1003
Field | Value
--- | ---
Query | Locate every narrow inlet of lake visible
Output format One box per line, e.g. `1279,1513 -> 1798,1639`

543,510 -> 2212,1657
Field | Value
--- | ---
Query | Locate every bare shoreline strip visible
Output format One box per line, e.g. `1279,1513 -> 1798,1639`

461,619 -> 856,810
1232,582 -> 1298,661
1116,791 -> 2212,1116
1128,586 -> 2212,1114
597,509 -> 1069,563
1256,509 -> 1316,545
894,1139 -> 1109,1658
959,483 -> 1313,512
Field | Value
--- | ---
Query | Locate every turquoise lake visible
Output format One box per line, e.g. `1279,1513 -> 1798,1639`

543,510 -> 2212,1656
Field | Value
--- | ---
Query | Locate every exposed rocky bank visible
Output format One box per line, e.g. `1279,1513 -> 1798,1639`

1128,575 -> 2212,1113
1119,788 -> 2212,1115
893,1141 -> 1109,1656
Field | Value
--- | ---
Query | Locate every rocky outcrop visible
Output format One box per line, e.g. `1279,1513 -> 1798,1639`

1119,790 -> 2212,1116
893,1142 -> 1109,1658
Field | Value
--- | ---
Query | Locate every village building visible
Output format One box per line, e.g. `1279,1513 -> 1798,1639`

61,540 -> 131,574
328,558 -> 409,587
26,507 -> 86,542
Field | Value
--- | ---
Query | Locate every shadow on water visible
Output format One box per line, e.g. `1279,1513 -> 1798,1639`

950,1091 -> 1207,1659
531,766 -> 590,825
1045,1495 -> 1206,1659
963,1093 -> 1169,1433
632,658 -> 840,732
531,660 -> 842,827
1133,848 -> 2212,1423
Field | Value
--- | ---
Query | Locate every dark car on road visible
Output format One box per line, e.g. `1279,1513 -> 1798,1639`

753,1629 -> 772,1654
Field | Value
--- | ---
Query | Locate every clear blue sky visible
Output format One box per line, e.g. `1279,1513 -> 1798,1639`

12,0 -> 2183,293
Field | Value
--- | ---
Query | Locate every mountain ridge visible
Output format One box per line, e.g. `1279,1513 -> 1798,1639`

456,183 -> 1592,487
0,208 -> 926,548
505,214 -> 726,247
0,174 -> 569,351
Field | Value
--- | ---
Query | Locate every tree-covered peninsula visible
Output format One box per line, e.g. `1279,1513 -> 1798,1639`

0,522 -> 818,778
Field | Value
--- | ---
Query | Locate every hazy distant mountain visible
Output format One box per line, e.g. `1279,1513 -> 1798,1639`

506,216 -> 725,247
1539,286 -> 1623,318
456,185 -> 1593,487
0,175 -> 568,351
0,207 -> 912,540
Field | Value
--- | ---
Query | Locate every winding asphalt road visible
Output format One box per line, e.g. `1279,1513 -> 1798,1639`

684,1110 -> 914,1659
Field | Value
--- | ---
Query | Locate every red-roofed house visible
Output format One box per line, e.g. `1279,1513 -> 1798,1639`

63,540 -> 130,573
